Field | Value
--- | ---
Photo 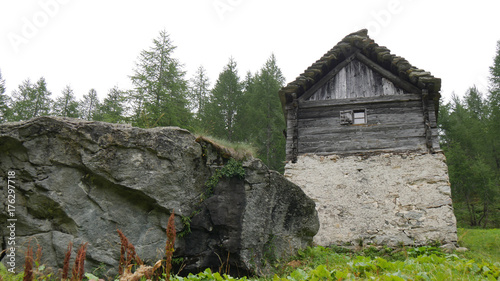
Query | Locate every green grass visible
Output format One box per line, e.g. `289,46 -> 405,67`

457,228 -> 500,263
2,229 -> 499,280
195,134 -> 256,161
257,242 -> 500,281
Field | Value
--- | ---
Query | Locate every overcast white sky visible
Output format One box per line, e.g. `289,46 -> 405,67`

1,0 -> 499,103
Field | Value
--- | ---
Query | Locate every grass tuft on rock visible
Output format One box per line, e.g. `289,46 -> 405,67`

195,134 -> 256,161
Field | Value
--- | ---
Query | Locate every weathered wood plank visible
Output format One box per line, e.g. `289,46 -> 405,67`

304,58 -> 410,102
299,54 -> 357,101
299,146 -> 428,156
299,101 -> 423,114
421,89 -> 433,152
299,123 -> 425,137
298,137 -> 427,155
355,52 -> 422,94
298,138 -> 427,152
368,113 -> 424,124
300,94 -> 421,109
298,137 -> 428,147
298,104 -> 423,119
428,100 -> 438,128
431,128 -> 441,151
299,127 -> 426,143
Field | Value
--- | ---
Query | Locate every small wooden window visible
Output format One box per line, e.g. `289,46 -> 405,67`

340,109 -> 366,125
353,110 -> 366,125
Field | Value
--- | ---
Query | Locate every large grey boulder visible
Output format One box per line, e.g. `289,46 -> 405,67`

0,117 -> 318,277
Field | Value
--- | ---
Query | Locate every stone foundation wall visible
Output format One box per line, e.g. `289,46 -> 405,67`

284,152 -> 457,247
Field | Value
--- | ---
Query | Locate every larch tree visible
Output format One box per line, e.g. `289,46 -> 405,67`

10,79 -> 35,121
32,78 -> 52,117
489,40 -> 500,93
201,57 -> 243,141
94,86 -> 126,124
237,54 -> 286,171
54,85 -> 80,118
189,65 -> 210,116
79,88 -> 100,120
10,77 -> 52,121
233,71 -> 257,141
129,30 -> 192,128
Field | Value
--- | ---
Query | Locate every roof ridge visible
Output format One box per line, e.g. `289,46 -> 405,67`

279,29 -> 441,104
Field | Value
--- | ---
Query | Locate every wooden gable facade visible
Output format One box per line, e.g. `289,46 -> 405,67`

279,29 -> 442,162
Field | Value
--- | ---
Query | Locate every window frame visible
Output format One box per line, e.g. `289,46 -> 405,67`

352,109 -> 367,125
340,109 -> 367,125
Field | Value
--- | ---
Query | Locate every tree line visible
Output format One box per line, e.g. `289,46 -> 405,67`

0,30 -> 286,172
439,40 -> 500,228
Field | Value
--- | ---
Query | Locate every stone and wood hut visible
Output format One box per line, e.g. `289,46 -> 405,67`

281,29 -> 457,247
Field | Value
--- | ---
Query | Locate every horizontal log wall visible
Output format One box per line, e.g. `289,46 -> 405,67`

296,95 -> 434,155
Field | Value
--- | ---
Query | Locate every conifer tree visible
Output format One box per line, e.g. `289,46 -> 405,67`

201,57 -> 242,141
10,77 -> 52,121
79,89 -> 100,121
54,85 -> 80,118
129,30 -> 192,128
189,65 -> 210,115
237,54 -> 286,171
489,40 -> 500,93
233,71 -> 256,142
95,86 -> 126,123
32,78 -> 52,117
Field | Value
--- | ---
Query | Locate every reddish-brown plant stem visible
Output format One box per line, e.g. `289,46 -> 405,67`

117,229 -> 129,275
35,244 -> 42,266
62,242 -> 73,280
77,243 -> 88,281
70,250 -> 79,280
128,242 -> 143,266
70,243 -> 88,281
23,245 -> 33,281
117,229 -> 143,277
125,244 -> 133,271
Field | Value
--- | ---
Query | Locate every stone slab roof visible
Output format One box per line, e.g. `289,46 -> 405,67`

279,29 -> 441,109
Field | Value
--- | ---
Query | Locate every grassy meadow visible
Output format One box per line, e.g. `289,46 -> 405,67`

1,228 -> 499,281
